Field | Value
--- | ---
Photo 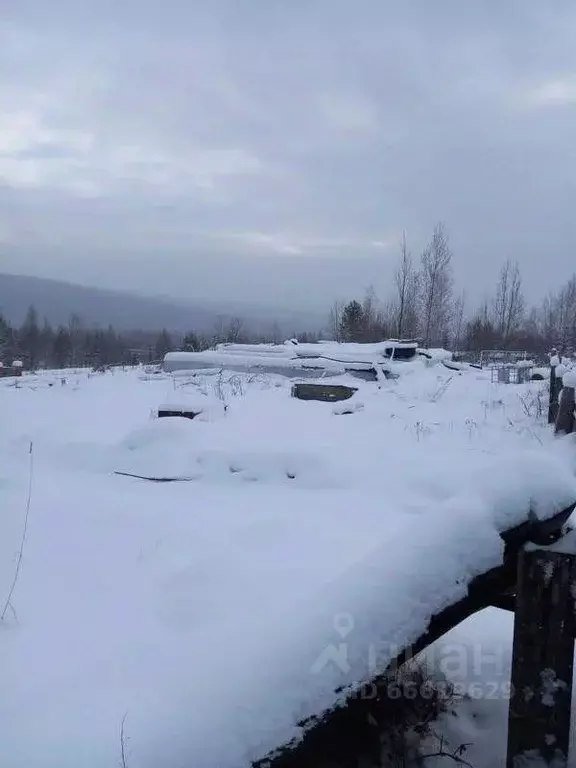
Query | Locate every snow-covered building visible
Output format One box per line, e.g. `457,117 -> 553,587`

162,340 -> 418,380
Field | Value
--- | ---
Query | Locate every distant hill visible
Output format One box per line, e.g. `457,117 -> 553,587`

0,273 -> 325,335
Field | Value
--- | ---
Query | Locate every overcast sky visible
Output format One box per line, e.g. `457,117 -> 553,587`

1,0 -> 576,313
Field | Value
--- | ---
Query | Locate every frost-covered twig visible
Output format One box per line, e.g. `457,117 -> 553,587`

214,368 -> 226,404
1,441 -> 34,622
418,731 -> 474,767
120,713 -> 129,768
518,392 -> 532,418
429,377 -> 454,403
527,428 -> 543,446
517,388 -> 546,421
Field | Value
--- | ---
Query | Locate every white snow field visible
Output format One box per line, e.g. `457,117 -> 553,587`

1,357 -> 576,767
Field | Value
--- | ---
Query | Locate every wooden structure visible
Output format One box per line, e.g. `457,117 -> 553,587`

157,405 -> 202,420
0,365 -> 23,378
383,341 -> 418,360
252,503 -> 576,768
549,360 -> 562,424
442,360 -> 466,372
491,365 -> 533,385
549,354 -> 576,435
291,383 -> 358,402
507,545 -> 576,766
555,382 -> 575,435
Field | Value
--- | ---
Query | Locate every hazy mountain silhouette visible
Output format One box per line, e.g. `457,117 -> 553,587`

0,273 -> 325,334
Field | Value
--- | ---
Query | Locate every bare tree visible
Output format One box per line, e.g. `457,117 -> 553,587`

558,278 -> 576,351
225,316 -> 244,343
539,276 -> 576,353
394,232 -> 419,339
451,290 -> 466,351
328,300 -> 345,341
362,285 -> 386,341
268,321 -> 282,344
381,299 -> 399,337
492,260 -> 525,346
212,315 -> 226,347
419,222 -> 454,348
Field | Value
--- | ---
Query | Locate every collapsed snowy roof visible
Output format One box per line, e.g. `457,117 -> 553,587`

163,340 -> 420,376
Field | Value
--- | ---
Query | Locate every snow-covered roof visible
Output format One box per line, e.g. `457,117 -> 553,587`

164,341 -> 418,377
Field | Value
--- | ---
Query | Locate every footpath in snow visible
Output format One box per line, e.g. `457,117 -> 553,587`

1,356 -> 575,767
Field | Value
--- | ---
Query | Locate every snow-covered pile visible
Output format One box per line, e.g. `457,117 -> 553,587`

563,370 -> 576,389
163,339 -> 419,376
0,361 -> 575,767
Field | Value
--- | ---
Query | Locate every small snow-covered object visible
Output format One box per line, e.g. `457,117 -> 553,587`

530,367 -> 549,381
11,360 -> 23,368
332,401 -> 365,415
556,364 -> 568,379
562,370 -> 576,389
157,403 -> 204,420
292,382 -> 357,402
551,355 -> 560,367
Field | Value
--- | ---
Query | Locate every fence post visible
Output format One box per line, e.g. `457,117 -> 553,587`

548,354 -> 561,424
506,546 -> 576,767
555,372 -> 575,435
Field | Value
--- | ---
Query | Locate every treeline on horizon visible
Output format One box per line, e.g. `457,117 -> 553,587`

0,310 -> 321,370
1,220 -> 575,370
332,222 -> 576,356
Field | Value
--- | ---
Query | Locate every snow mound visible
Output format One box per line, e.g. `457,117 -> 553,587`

2,365 -> 576,768
563,370 -> 576,388
332,401 -> 365,415
116,418 -> 333,485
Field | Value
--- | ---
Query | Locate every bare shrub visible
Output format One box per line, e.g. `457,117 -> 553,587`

362,662 -> 467,767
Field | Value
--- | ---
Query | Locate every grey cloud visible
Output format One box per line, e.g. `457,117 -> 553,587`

1,1 -> 576,313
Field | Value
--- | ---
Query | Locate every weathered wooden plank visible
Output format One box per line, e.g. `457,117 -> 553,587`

157,407 -> 202,420
291,383 -> 358,402
442,360 -> 466,372
555,384 -> 575,435
506,547 -> 576,767
490,593 -> 516,612
549,361 -> 561,424
113,471 -> 196,482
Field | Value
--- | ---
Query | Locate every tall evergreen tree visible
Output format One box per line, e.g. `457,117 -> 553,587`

3,326 -> 21,365
155,329 -> 173,358
0,312 -> 9,362
339,300 -> 366,342
53,326 -> 73,368
39,318 -> 55,367
20,305 -> 41,369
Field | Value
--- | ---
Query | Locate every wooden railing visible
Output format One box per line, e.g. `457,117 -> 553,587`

253,502 -> 576,768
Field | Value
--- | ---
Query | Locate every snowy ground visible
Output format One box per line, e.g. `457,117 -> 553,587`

1,359 -> 576,767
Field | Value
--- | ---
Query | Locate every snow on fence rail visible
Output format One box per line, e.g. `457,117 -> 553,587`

253,502 -> 576,768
